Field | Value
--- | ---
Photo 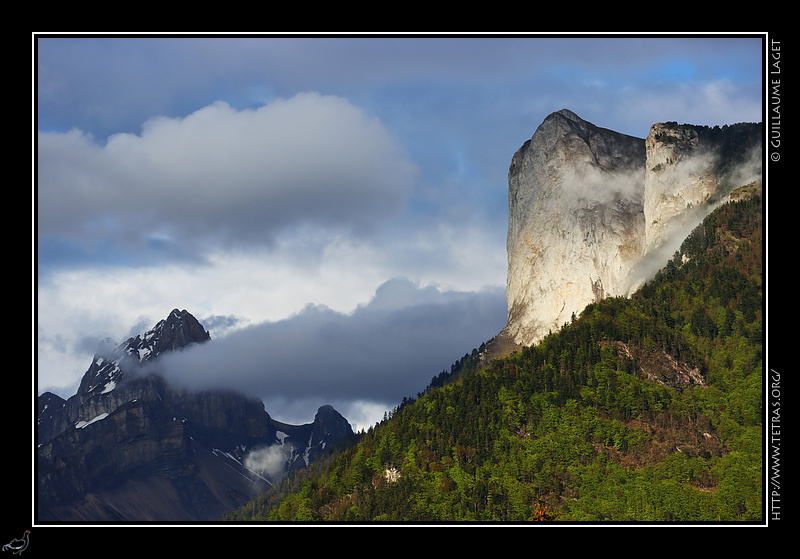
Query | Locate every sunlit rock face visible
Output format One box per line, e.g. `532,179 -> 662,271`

502,110 -> 762,349
503,109 -> 646,347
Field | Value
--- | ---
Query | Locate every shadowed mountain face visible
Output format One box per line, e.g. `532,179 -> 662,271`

37,309 -> 352,522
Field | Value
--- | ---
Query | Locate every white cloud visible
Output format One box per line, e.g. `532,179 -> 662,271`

613,79 -> 763,136
37,92 -> 417,253
35,244 -> 379,395
244,445 -> 289,480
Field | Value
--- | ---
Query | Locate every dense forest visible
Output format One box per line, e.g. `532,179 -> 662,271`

224,183 -> 763,523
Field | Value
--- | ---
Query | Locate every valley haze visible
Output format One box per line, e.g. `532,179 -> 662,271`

36,34 -> 764,431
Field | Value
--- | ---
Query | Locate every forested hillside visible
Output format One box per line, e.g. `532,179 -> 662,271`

225,184 -> 763,523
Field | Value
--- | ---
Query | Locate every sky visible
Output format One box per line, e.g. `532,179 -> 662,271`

34,33 -> 764,432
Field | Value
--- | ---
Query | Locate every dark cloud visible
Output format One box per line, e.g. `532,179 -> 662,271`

41,38 -> 761,123
36,36 -> 762,139
200,314 -> 246,338
150,277 -> 507,407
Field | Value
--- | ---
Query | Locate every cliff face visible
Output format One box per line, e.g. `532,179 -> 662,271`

503,110 -> 761,348
504,109 -> 646,346
642,121 -> 763,260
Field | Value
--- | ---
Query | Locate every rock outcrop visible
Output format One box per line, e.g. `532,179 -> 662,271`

641,120 -> 763,260
643,122 -> 718,253
502,110 -> 761,349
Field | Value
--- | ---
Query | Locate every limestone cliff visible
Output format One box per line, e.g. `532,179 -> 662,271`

502,110 -> 761,349
640,121 -> 763,266
643,122 -> 717,253
503,109 -> 646,347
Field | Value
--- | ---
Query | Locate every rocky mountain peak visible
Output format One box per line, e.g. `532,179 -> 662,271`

504,110 -> 646,348
643,121 -> 762,254
502,110 -> 762,349
128,308 -> 210,363
152,308 -> 211,350
76,308 -> 209,399
311,404 -> 353,447
545,108 -> 605,144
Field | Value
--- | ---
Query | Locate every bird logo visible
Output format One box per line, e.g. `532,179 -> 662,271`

2,531 -> 29,555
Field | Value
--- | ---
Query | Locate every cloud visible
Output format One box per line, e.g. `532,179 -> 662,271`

610,78 -> 763,137
244,445 -> 289,481
37,92 -> 417,255
558,163 -> 645,206
147,277 -> 506,410
35,214 -> 507,402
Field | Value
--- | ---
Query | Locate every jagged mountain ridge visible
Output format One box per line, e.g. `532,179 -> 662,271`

37,309 -> 353,522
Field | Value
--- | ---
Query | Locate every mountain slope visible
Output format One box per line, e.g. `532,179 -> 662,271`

225,185 -> 762,522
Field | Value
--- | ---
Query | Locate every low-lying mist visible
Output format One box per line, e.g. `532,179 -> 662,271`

145,277 -> 507,423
